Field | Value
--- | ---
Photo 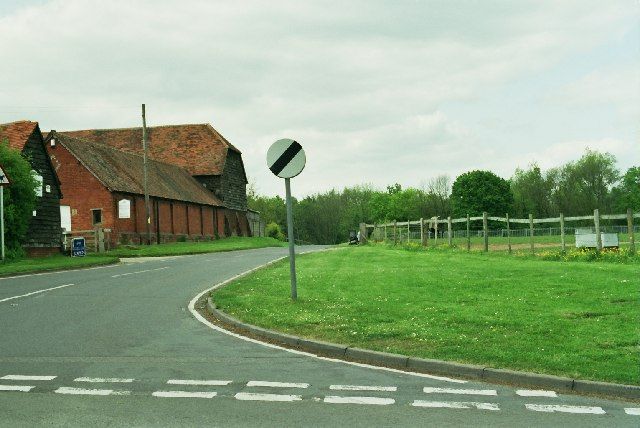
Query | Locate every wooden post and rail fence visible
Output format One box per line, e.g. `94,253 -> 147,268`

363,208 -> 638,254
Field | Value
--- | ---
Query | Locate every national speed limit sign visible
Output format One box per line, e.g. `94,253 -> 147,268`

266,138 -> 306,179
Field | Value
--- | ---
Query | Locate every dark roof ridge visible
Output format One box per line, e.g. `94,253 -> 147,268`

59,123 -> 211,133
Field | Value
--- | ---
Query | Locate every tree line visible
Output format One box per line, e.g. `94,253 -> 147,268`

252,149 -> 638,245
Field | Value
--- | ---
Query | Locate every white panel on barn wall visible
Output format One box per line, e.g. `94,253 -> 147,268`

118,199 -> 131,219
60,205 -> 71,232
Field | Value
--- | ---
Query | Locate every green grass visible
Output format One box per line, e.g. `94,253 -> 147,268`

0,254 -> 118,276
213,245 -> 640,385
103,237 -> 286,257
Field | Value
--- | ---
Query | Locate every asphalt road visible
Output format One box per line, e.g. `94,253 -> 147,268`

0,246 -> 637,427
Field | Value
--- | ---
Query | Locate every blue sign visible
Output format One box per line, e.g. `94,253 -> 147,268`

71,237 -> 86,257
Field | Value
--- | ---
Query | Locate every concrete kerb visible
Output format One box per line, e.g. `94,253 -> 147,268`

201,249 -> 640,401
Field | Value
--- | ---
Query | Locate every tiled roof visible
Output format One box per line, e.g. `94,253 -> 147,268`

50,132 -> 224,207
0,120 -> 39,151
60,123 -> 240,176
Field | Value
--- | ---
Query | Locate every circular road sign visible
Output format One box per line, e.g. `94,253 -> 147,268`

266,138 -> 306,179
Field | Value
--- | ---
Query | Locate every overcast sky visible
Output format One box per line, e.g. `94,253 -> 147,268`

1,0 -> 638,197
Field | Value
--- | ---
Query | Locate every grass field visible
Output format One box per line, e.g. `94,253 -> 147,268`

101,237 -> 286,257
0,254 -> 118,277
213,245 -> 640,385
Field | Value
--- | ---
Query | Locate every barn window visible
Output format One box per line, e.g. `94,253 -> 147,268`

91,209 -> 102,225
31,171 -> 43,197
118,199 -> 131,219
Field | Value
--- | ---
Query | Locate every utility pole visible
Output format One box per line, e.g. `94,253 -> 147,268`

142,104 -> 151,245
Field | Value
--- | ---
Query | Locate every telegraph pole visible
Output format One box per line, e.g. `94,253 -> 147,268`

142,104 -> 151,245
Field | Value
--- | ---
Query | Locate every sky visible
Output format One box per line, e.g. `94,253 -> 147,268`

1,0 -> 638,197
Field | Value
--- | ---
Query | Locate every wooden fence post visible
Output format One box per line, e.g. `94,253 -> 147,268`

447,216 -> 452,246
594,209 -> 601,252
384,224 -> 387,242
482,212 -> 488,252
407,220 -> 410,244
466,214 -> 470,251
393,220 -> 397,246
560,213 -> 565,253
506,213 -> 511,254
628,208 -> 636,255
529,214 -> 534,254
434,218 -> 439,245
420,218 -> 425,247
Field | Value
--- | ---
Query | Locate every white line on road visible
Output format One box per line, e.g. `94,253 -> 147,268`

246,381 -> 309,389
625,408 -> 640,415
111,267 -> 169,278
324,396 -> 395,405
55,387 -> 116,396
412,401 -> 500,411
0,264 -> 117,280
0,385 -> 34,392
329,385 -> 397,392
0,284 -> 74,304
0,375 -> 57,381
167,379 -> 232,386
152,391 -> 217,399
525,404 -> 606,414
516,389 -> 557,397
74,377 -> 135,383
423,387 -> 497,396
235,392 -> 302,402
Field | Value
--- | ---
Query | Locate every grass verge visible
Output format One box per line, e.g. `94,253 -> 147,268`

213,245 -> 639,385
0,254 -> 118,277
101,237 -> 286,257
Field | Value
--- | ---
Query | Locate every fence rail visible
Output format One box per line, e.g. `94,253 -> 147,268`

361,208 -> 637,254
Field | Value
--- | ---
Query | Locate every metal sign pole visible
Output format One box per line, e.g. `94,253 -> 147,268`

1,186 -> 4,261
285,178 -> 297,300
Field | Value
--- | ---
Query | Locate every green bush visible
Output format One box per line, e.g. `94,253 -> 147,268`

265,222 -> 285,241
176,235 -> 187,242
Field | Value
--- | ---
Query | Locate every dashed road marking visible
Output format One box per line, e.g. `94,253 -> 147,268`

167,379 -> 232,386
152,391 -> 217,399
235,392 -> 302,402
516,389 -> 557,397
0,385 -> 34,392
423,387 -> 497,396
412,401 -> 500,411
330,385 -> 397,392
0,375 -> 56,381
246,381 -> 309,389
525,404 -> 606,414
55,387 -> 122,396
111,267 -> 169,278
74,377 -> 134,383
0,284 -> 74,303
625,408 -> 640,415
324,396 -> 395,405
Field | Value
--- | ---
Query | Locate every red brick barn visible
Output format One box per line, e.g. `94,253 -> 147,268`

0,121 -> 62,256
60,124 -> 251,236
45,131 -> 225,246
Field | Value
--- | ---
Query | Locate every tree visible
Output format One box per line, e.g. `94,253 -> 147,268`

611,166 -> 640,211
510,164 -> 554,217
0,140 -> 38,255
451,170 -> 513,217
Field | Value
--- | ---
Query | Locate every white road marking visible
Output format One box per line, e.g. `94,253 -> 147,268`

152,391 -> 217,399
625,408 -> 640,415
167,379 -> 232,386
423,387 -> 497,396
0,284 -> 74,303
330,384 -> 397,392
111,267 -> 169,278
246,381 -> 309,389
235,392 -> 302,402
516,389 -> 557,397
55,387 -> 116,396
412,401 -> 500,411
74,377 -> 134,383
187,259 -> 467,384
0,375 -> 56,381
0,385 -> 34,392
324,396 -> 395,405
0,264 -> 117,280
525,404 -> 606,414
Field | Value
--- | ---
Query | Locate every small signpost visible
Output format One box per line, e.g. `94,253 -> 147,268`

267,138 -> 306,300
0,165 -> 11,261
71,237 -> 86,257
